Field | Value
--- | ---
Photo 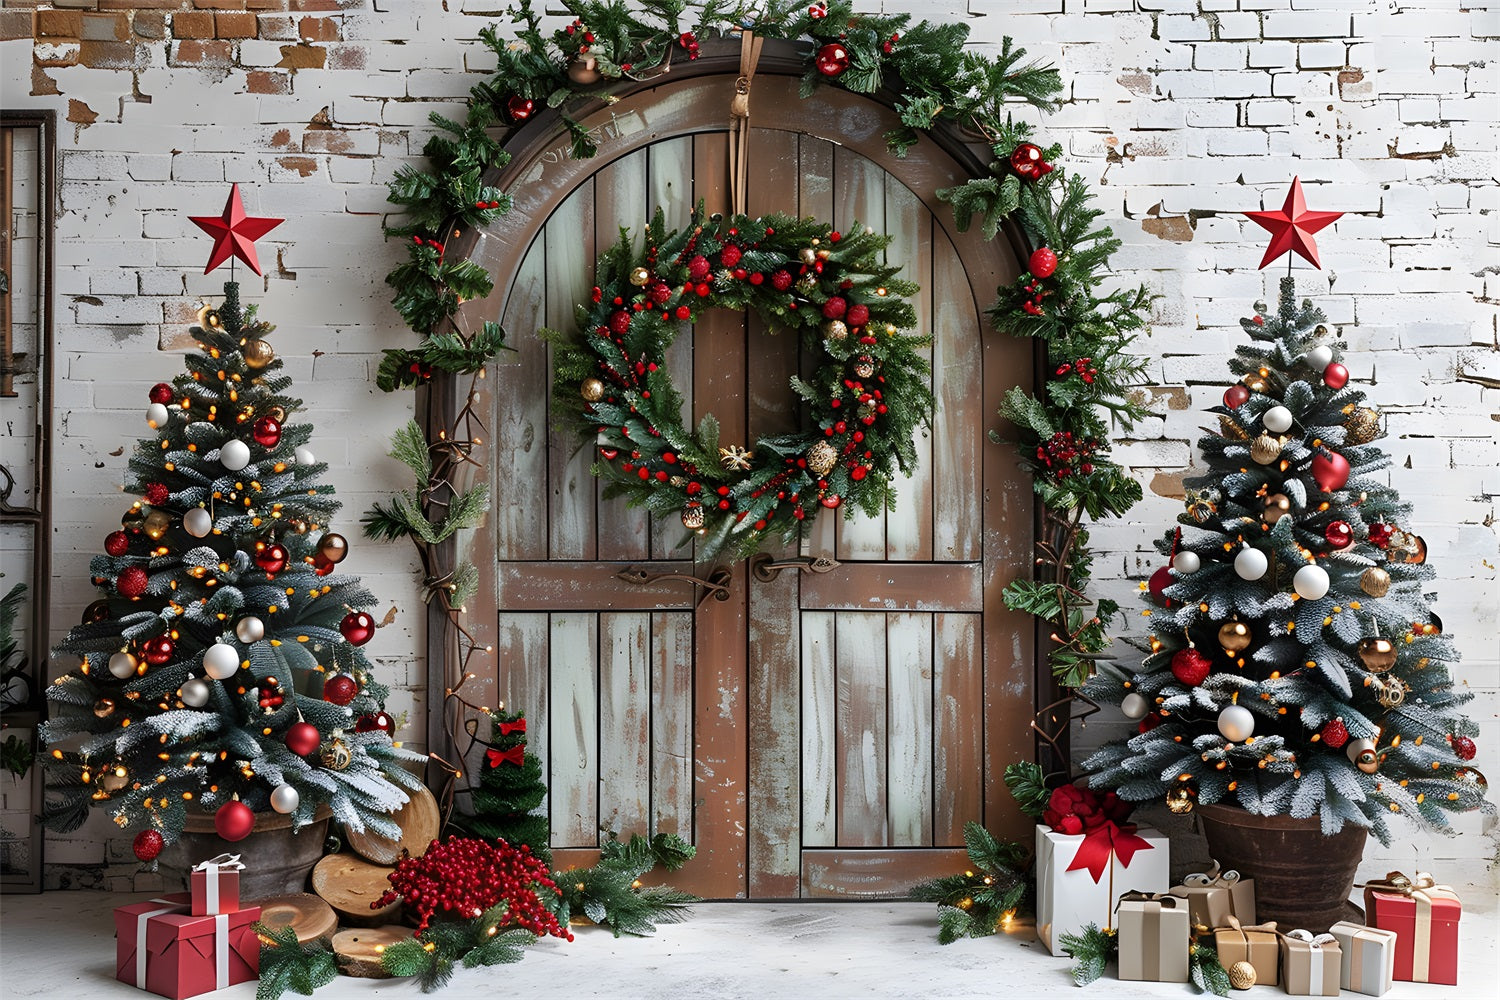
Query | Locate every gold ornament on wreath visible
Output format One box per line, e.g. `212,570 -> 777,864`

1166,780 -> 1197,815
1375,678 -> 1406,709
556,207 -> 933,560
1360,566 -> 1391,598
1262,492 -> 1292,525
1184,487 -> 1219,524
1250,434 -> 1281,465
241,339 -> 275,370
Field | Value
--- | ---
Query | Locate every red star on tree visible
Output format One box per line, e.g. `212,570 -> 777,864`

189,184 -> 283,276
1244,177 -> 1342,270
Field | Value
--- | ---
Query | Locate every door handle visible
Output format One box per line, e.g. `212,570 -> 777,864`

749,553 -> 841,583
615,566 -> 733,609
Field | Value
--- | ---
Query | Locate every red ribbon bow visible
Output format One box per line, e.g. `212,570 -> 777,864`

1044,783 -> 1153,883
486,745 -> 524,768
496,718 -> 527,736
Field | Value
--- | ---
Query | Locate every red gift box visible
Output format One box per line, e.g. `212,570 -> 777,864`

189,853 -> 243,915
1362,871 -> 1460,986
114,893 -> 261,999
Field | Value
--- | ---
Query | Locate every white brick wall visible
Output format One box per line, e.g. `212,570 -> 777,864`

3,0 -> 1495,876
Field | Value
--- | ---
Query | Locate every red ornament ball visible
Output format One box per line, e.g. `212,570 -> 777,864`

105,530 -> 131,556
505,96 -> 535,123
1310,450 -> 1350,492
213,799 -> 256,843
1223,384 -> 1251,409
815,42 -> 849,77
822,296 -> 847,320
322,674 -> 359,706
648,281 -> 672,305
355,711 -> 395,735
719,244 -> 742,268
117,567 -> 149,599
1010,142 -> 1052,179
148,383 -> 174,405
254,542 -> 288,573
1171,647 -> 1212,687
1367,522 -> 1394,548
133,829 -> 164,862
1323,362 -> 1349,390
1320,717 -> 1350,750
340,611 -> 376,646
1148,565 -> 1175,606
687,255 -> 710,281
1325,520 -> 1353,549
1029,247 -> 1058,278
142,635 -> 175,666
285,721 -> 322,757
252,416 -> 282,448
1453,736 -> 1477,761
608,310 -> 631,335
144,482 -> 170,507
846,303 -> 870,328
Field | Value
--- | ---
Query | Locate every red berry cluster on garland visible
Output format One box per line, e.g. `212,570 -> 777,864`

678,31 -> 699,59
374,837 -> 573,940
1035,430 -> 1097,477
1054,357 -> 1098,385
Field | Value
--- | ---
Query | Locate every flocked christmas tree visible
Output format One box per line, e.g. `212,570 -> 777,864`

41,186 -> 423,856
454,708 -> 551,863
1084,180 -> 1492,843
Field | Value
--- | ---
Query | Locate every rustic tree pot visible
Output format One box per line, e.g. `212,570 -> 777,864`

1197,802 -> 1367,933
160,805 -> 332,901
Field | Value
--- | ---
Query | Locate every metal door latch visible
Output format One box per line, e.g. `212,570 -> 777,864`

616,566 -> 733,608
749,553 -> 841,583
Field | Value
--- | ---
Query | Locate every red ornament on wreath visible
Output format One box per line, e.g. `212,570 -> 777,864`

252,416 -> 282,448
142,635 -> 175,666
1010,142 -> 1053,180
1138,712 -> 1162,734
1171,647 -> 1212,686
133,829 -> 164,862
1029,247 -> 1058,278
355,711 -> 395,736
213,799 -> 256,842
144,482 -> 170,507
504,95 -> 535,123
1310,450 -> 1350,492
815,43 -> 849,77
284,720 -> 321,757
322,674 -> 358,706
117,567 -> 149,599
1148,565 -> 1175,606
339,611 -> 376,646
105,530 -> 131,557
149,383 -> 174,405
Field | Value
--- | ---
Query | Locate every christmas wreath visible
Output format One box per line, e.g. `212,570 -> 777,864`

553,208 -> 933,559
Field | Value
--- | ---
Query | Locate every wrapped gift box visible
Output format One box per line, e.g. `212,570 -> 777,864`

1169,860 -> 1255,930
1362,872 -> 1460,985
1212,915 -> 1279,987
1116,892 -> 1189,982
1280,929 -> 1341,996
1035,823 -> 1170,956
1329,920 -> 1398,996
114,893 -> 261,999
188,853 -> 242,916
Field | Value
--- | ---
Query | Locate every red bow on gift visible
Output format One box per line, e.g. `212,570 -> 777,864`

486,745 -> 524,768
1044,783 -> 1154,883
496,718 -> 527,736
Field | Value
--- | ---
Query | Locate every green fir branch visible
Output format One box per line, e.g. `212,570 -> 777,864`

253,923 -> 338,1000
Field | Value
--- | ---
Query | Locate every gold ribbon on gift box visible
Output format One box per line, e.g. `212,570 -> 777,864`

1359,870 -> 1458,983
1116,891 -> 1188,982
1214,914 -> 1281,987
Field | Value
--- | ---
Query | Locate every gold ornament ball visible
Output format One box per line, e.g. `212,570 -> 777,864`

321,737 -> 352,771
1218,621 -> 1252,653
807,440 -> 838,477
1228,961 -> 1257,990
93,697 -> 116,718
242,339 -> 275,369
822,319 -> 848,341
265,405 -> 287,424
629,266 -> 651,287
799,247 -> 818,265
854,356 -> 876,379
1358,637 -> 1398,673
680,505 -> 705,531
143,510 -> 172,540
1345,407 -> 1380,445
1360,566 -> 1391,598
1166,784 -> 1196,814
318,533 -> 349,565
1250,434 -> 1281,465
580,377 -> 606,403
1376,680 -> 1406,709
1262,493 -> 1292,525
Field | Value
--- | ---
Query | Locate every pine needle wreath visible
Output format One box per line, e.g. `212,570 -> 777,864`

553,205 -> 933,559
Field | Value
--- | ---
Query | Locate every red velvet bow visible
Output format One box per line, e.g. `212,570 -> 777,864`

486,745 -> 524,768
496,718 -> 527,736
1044,783 -> 1153,883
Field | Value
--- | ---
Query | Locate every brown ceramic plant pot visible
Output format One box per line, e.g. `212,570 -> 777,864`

1197,802 -> 1367,934
160,805 -> 332,901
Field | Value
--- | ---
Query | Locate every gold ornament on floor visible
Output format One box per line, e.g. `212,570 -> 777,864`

320,734 -> 352,771
1228,960 -> 1257,990
242,339 -> 275,369
1344,406 -> 1380,445
1250,434 -> 1281,465
1347,737 -> 1379,774
1262,493 -> 1292,525
580,378 -> 605,403
719,445 -> 754,471
1358,637 -> 1398,673
680,505 -> 705,531
1360,566 -> 1391,598
1218,621 -> 1252,654
629,266 -> 651,287
1376,679 -> 1406,709
807,440 -> 838,477
1166,783 -> 1197,814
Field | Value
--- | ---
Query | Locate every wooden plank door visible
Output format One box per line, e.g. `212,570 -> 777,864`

469,73 -> 1032,898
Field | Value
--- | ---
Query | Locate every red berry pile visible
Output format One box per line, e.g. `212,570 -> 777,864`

375,837 -> 572,941
1035,430 -> 1097,477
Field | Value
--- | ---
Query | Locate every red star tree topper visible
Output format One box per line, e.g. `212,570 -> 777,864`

189,183 -> 283,275
1244,177 -> 1343,269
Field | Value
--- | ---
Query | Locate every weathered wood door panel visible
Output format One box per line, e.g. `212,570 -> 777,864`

463,72 -> 1032,898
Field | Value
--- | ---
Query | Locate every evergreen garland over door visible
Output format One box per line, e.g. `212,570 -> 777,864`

464,74 -> 1033,898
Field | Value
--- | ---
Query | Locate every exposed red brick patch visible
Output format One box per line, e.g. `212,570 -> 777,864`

67,99 -> 99,127
164,301 -> 203,325
1150,471 -> 1186,500
171,11 -> 215,38
192,0 -> 250,10
133,11 -> 167,39
248,71 -> 290,95
36,9 -> 83,38
0,9 -> 32,42
216,12 -> 257,38
246,0 -> 287,9
301,130 -> 355,153
289,0 -> 339,11
171,39 -> 233,68
1142,202 -> 1194,242
1338,68 -> 1371,101
307,106 -> 332,129
79,40 -> 143,70
1117,72 -> 1153,96
269,127 -> 294,146
276,156 -> 318,177
325,44 -> 365,71
297,16 -> 338,41
276,42 -> 325,69
32,65 -> 61,97
33,40 -> 81,68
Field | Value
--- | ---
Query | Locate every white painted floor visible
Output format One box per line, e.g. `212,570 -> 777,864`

1,889 -> 1497,999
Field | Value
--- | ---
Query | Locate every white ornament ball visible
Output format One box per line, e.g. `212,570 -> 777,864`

220,439 -> 252,472
1121,692 -> 1150,720
235,616 -> 266,644
1234,546 -> 1269,581
1293,563 -> 1330,600
203,642 -> 241,681
269,783 -> 300,815
180,678 -> 211,708
295,446 -> 316,466
183,508 -> 213,538
1305,345 -> 1334,370
1218,704 -> 1256,742
146,403 -> 170,430
109,651 -> 139,679
1263,405 -> 1294,434
1172,551 -> 1201,575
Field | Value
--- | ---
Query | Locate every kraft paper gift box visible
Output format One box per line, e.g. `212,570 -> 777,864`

1362,871 -> 1460,985
1034,823 -> 1170,956
1328,920 -> 1398,996
1116,892 -> 1190,982
114,893 -> 261,999
1280,929 -> 1342,996
1169,859 -> 1255,930
1212,914 -> 1280,987
188,852 -> 242,916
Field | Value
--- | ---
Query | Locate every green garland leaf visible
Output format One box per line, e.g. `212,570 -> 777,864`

253,923 -> 338,1000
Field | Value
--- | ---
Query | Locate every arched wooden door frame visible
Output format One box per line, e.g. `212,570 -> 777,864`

430,38 -> 1047,896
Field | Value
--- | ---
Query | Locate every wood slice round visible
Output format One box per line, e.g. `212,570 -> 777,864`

344,784 -> 440,865
311,853 -> 401,926
256,893 -> 338,944
331,926 -> 412,979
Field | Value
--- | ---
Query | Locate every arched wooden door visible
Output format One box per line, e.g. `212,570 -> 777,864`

456,65 -> 1034,898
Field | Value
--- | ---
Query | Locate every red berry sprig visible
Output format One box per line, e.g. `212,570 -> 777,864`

374,837 -> 573,941
1053,357 -> 1098,385
1035,430 -> 1097,477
